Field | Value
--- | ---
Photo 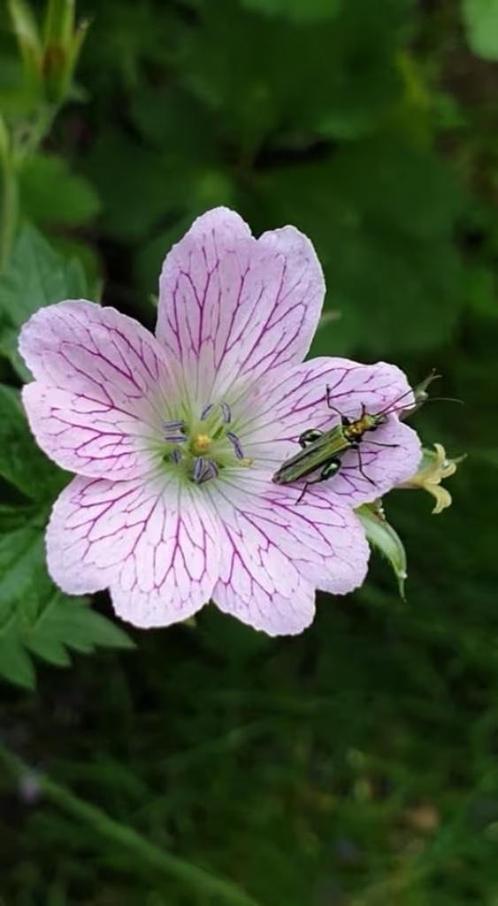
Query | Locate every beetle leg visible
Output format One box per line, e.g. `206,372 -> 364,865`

296,456 -> 341,504
355,445 -> 376,486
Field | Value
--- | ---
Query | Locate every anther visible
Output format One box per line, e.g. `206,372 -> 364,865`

220,402 -> 232,424
227,431 -> 245,460
164,433 -> 188,444
203,460 -> 219,482
200,404 -> 214,421
193,457 -> 206,483
163,419 -> 186,431
192,457 -> 218,484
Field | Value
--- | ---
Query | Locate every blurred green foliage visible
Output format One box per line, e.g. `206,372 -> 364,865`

1,0 -> 498,903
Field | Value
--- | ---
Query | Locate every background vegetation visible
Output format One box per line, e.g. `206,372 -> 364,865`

1,0 -> 498,903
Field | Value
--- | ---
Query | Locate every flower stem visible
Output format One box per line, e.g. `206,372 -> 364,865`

0,740 -> 262,906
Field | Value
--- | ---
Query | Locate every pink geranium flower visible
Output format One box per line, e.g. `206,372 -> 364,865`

19,208 -> 421,635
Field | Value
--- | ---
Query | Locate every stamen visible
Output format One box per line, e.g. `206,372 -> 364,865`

202,460 -> 219,482
164,433 -> 188,444
200,404 -> 214,421
163,419 -> 186,431
170,449 -> 182,464
192,457 -> 218,484
193,457 -> 206,483
220,402 -> 232,424
227,431 -> 245,460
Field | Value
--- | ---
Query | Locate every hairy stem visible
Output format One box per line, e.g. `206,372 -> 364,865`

0,741 -> 262,906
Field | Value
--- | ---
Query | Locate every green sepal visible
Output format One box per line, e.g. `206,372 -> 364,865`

357,502 -> 408,599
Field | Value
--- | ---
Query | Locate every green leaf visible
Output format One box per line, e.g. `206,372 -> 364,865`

129,84 -> 220,159
0,504 -> 51,613
80,0 -> 181,92
357,504 -> 408,598
185,0 -> 408,149
19,154 -> 101,227
26,592 -> 134,658
462,0 -> 498,60
258,139 -> 465,355
0,625 -> 36,689
0,223 -> 89,378
0,503 -> 134,688
84,130 -> 181,242
0,383 -> 68,500
239,0 -> 342,20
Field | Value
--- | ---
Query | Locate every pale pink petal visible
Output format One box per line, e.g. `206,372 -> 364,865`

19,301 -> 173,479
46,474 -> 220,628
208,471 -> 369,636
243,357 -> 422,507
156,207 -> 325,401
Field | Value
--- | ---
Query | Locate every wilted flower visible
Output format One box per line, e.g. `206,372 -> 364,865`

19,208 -> 421,635
399,443 -> 462,514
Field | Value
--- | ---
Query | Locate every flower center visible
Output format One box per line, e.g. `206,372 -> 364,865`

191,433 -> 212,455
161,402 -> 252,485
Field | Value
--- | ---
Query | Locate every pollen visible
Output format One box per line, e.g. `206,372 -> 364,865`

191,433 -> 212,455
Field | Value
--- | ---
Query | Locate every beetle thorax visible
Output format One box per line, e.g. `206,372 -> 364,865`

346,412 -> 386,439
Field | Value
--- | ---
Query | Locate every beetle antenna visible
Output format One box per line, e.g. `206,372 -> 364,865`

386,396 -> 464,418
375,386 -> 415,417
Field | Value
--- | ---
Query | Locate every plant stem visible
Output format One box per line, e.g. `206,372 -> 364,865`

0,154 -> 19,272
0,741 -> 262,906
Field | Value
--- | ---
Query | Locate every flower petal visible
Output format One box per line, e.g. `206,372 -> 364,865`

19,301 -> 173,479
208,471 -> 369,636
246,357 -> 422,507
156,207 -> 325,401
46,474 -> 220,628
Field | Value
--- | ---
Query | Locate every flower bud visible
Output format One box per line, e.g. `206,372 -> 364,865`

41,0 -> 88,103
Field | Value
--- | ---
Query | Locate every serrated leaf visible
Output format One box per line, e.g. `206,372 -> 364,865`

0,506 -> 51,615
0,503 -> 134,688
44,602 -> 134,653
0,224 -> 90,378
358,504 -> 408,598
0,626 -> 36,689
25,630 -> 72,667
462,0 -> 498,60
19,154 -> 101,227
0,383 -> 68,500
